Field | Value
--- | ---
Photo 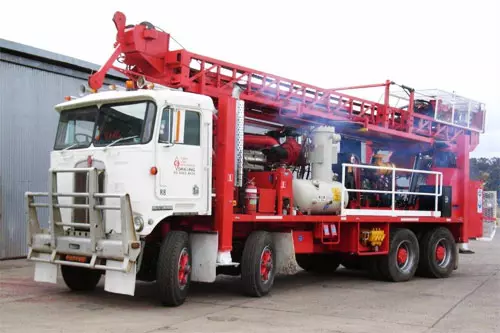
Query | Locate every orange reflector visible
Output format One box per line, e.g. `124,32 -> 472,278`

150,166 -> 158,175
125,80 -> 134,89
64,96 -> 71,101
131,242 -> 141,249
65,255 -> 87,263
232,200 -> 237,206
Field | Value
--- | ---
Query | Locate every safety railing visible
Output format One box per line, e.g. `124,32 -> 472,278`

25,167 -> 140,273
479,191 -> 497,241
340,163 -> 443,217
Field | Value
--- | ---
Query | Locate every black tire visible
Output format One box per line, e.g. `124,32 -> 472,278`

417,227 -> 457,278
241,231 -> 276,297
378,228 -> 419,282
296,254 -> 341,274
156,231 -> 191,307
61,265 -> 102,291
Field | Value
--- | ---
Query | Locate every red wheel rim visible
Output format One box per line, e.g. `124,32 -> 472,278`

260,247 -> 273,283
435,239 -> 451,267
178,248 -> 190,289
394,240 -> 415,273
436,245 -> 446,262
397,247 -> 408,266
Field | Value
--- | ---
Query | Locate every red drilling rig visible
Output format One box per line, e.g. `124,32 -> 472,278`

26,11 -> 486,307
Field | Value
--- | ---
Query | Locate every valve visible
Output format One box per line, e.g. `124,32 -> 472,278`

360,228 -> 386,248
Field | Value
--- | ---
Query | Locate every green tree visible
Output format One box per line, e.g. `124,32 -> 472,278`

470,157 -> 500,196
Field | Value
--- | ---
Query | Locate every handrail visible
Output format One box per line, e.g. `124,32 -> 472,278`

340,163 -> 443,217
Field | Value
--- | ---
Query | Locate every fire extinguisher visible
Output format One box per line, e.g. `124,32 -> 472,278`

245,179 -> 258,214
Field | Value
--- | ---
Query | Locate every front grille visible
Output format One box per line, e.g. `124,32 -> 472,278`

73,171 -> 105,227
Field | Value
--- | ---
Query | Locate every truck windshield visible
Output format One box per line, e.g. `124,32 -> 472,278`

54,106 -> 98,150
93,101 -> 156,146
53,100 -> 156,150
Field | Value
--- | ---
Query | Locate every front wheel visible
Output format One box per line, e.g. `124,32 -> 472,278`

241,231 -> 276,297
156,231 -> 192,307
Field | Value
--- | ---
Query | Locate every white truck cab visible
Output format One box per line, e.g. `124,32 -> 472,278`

54,88 -> 214,234
26,86 -> 215,296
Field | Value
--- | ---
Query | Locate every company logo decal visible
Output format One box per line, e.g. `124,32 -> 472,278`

174,157 -> 181,169
173,156 -> 196,176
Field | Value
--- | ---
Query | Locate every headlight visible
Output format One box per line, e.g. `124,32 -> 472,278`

134,216 -> 144,232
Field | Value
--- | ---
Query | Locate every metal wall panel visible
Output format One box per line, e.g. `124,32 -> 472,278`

0,50 -> 123,259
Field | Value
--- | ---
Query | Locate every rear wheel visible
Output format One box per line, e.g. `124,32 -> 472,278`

61,265 -> 102,291
241,231 -> 276,297
156,231 -> 192,307
295,254 -> 341,274
417,227 -> 457,278
378,228 -> 419,282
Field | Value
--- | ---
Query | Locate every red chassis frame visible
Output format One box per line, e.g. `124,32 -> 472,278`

89,12 -> 482,256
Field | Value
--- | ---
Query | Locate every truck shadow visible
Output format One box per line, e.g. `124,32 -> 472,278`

72,267 -> 373,308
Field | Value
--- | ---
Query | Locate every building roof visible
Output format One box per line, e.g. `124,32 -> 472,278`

0,38 -> 126,81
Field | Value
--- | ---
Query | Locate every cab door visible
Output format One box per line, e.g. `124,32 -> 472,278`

155,105 -> 210,214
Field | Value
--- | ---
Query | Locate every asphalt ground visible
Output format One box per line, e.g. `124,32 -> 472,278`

1,234 -> 499,333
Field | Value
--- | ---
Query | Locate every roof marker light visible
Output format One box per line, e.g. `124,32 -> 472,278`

125,80 -> 135,90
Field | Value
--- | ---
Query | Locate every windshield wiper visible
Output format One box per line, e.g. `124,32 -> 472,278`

105,135 -> 139,148
62,142 -> 85,151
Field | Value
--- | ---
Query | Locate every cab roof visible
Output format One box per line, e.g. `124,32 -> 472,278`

55,87 -> 216,113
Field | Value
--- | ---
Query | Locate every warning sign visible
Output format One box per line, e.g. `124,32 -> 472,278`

477,189 -> 483,213
332,187 -> 341,202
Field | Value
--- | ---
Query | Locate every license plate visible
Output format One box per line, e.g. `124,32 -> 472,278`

65,255 -> 87,263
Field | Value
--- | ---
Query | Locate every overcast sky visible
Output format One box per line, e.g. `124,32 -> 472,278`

1,0 -> 499,157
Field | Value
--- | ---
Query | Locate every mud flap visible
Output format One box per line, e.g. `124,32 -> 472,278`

190,232 -> 218,283
34,253 -> 57,284
271,232 -> 298,275
104,260 -> 137,296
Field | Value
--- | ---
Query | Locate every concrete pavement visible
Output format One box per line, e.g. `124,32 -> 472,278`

1,235 -> 499,333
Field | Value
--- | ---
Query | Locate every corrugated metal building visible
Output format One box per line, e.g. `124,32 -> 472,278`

0,39 -> 125,259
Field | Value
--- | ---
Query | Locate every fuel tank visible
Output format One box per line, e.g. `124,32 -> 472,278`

293,179 -> 349,214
